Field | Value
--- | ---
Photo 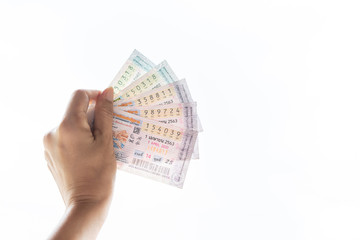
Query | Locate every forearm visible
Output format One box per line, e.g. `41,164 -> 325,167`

48,201 -> 110,240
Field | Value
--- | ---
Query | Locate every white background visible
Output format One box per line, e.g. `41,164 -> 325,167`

1,0 -> 360,239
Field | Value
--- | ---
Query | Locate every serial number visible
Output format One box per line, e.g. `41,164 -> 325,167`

142,107 -> 181,118
142,121 -> 182,140
135,86 -> 175,106
120,73 -> 160,100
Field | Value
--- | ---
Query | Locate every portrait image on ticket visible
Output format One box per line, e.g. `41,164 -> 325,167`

112,110 -> 198,188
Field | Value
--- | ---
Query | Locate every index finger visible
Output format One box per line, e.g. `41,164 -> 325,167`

64,89 -> 101,124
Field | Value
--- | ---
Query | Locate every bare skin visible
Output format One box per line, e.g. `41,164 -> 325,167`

43,87 -> 116,240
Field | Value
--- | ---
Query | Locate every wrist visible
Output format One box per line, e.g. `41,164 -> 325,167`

66,196 -> 112,221
64,185 -> 114,210
49,199 -> 112,240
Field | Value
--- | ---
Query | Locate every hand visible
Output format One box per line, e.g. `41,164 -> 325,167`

43,88 -> 116,240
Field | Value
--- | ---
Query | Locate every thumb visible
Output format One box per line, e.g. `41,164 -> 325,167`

93,87 -> 114,140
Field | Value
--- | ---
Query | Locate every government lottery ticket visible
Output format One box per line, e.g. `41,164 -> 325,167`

114,79 -> 193,107
112,110 -> 198,188
114,79 -> 202,159
109,49 -> 155,99
119,103 -> 200,159
114,61 -> 178,102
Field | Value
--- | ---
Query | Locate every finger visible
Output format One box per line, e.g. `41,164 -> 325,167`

93,87 -> 114,140
86,102 -> 96,129
64,89 -> 101,126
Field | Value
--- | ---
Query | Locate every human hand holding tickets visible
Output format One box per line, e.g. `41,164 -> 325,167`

43,88 -> 116,240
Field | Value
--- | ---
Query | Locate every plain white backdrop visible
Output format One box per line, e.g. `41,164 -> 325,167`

1,0 -> 360,239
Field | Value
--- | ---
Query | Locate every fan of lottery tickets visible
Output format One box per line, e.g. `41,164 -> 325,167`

108,50 -> 201,188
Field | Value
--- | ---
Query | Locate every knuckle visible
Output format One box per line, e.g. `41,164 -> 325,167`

43,131 -> 53,147
68,112 -> 85,123
58,119 -> 73,134
72,89 -> 85,98
93,128 -> 104,137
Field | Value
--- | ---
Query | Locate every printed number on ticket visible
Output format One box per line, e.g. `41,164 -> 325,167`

115,79 -> 193,107
120,103 -> 198,130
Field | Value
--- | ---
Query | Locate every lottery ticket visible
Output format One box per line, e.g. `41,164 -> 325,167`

114,79 -> 193,108
120,103 -> 198,130
109,49 -> 155,99
119,103 -> 200,159
114,79 -> 203,159
114,61 -> 178,102
112,110 -> 198,188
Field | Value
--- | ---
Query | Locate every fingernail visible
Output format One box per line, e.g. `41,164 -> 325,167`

103,87 -> 114,101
